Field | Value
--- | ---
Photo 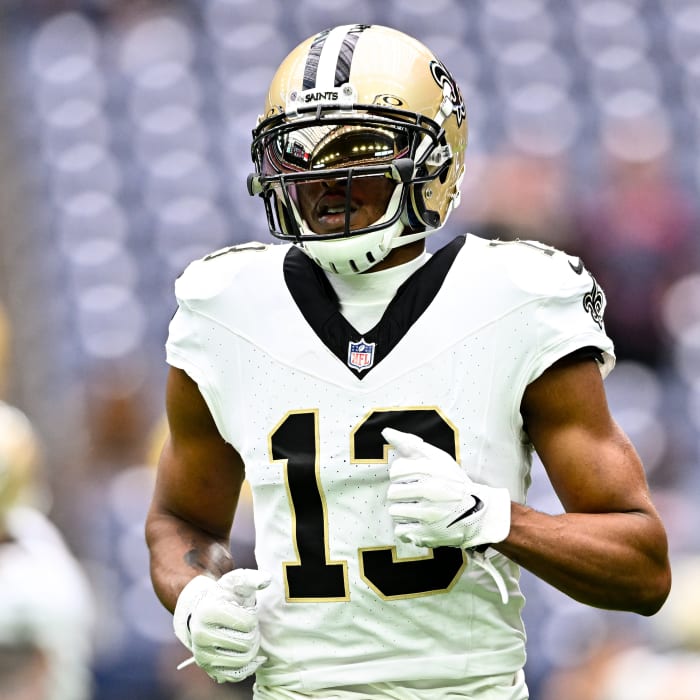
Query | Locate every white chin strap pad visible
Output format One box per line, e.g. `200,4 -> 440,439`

297,185 -> 434,275
301,219 -> 402,275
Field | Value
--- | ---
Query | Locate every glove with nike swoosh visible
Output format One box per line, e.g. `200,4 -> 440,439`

173,568 -> 271,683
383,427 -> 511,550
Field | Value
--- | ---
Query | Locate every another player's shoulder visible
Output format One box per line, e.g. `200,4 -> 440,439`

175,241 -> 289,303
467,235 -> 592,297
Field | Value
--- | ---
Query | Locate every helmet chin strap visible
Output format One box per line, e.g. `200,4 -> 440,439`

302,219 -> 405,275
390,229 -> 434,249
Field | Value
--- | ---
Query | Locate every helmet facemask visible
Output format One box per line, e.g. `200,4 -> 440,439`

249,101 -> 454,274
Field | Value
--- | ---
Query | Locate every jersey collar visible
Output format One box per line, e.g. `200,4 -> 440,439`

283,236 -> 466,379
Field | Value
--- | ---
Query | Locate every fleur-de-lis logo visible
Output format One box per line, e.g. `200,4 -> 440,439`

583,276 -> 606,329
429,60 -> 466,127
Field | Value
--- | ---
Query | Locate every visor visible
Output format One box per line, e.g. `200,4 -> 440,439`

266,125 -> 410,173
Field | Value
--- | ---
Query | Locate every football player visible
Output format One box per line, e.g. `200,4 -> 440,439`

145,25 -> 671,700
0,401 -> 95,700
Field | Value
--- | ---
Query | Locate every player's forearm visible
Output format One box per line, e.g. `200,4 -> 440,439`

494,502 -> 670,616
145,509 -> 234,612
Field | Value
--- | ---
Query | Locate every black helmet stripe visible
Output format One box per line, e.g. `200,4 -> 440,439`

302,28 -> 330,90
335,26 -> 368,86
302,24 -> 370,90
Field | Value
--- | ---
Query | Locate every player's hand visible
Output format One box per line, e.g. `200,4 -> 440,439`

173,568 -> 271,683
383,428 -> 511,550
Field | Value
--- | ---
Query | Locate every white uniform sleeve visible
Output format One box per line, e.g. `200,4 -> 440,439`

527,262 -> 615,385
164,255 -> 231,435
166,300 -> 209,387
488,238 -> 615,387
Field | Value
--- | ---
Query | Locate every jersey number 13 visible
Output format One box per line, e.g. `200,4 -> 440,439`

269,408 -> 467,602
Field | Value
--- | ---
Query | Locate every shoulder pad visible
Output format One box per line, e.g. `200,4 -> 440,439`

484,238 -> 590,297
174,242 -> 275,303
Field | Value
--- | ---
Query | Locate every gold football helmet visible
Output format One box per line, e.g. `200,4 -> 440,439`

248,24 -> 468,274
0,402 -> 43,518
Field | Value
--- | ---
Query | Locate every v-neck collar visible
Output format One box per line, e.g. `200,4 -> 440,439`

283,236 -> 466,379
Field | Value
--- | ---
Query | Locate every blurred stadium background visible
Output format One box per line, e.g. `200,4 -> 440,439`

0,0 -> 700,698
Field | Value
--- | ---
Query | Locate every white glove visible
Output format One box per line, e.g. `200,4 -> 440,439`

173,568 -> 271,683
383,428 -> 511,550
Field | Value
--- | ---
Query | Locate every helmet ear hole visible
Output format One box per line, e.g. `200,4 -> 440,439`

406,184 -> 430,231
406,183 -> 443,231
423,210 -> 441,228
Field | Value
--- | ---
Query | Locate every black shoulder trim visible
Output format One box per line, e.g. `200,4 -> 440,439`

562,345 -> 605,365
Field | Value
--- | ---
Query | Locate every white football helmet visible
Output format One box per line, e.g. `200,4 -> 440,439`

248,24 -> 468,274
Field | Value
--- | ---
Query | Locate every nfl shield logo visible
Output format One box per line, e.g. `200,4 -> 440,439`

347,339 -> 376,372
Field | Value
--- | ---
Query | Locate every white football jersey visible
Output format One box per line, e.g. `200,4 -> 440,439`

166,234 -> 614,693
0,507 -> 95,700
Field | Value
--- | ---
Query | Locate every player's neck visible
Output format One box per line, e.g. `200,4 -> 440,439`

324,246 -> 429,333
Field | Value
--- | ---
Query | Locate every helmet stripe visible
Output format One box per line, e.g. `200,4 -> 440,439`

334,25 -> 369,86
302,28 -> 330,90
302,24 -> 370,90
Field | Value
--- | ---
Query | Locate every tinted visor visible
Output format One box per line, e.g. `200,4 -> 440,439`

266,125 -> 410,174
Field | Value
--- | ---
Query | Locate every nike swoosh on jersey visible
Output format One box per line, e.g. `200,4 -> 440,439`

568,258 -> 584,274
447,495 -> 484,527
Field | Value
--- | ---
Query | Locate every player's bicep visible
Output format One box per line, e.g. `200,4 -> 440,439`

153,366 -> 244,538
521,357 -> 653,516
